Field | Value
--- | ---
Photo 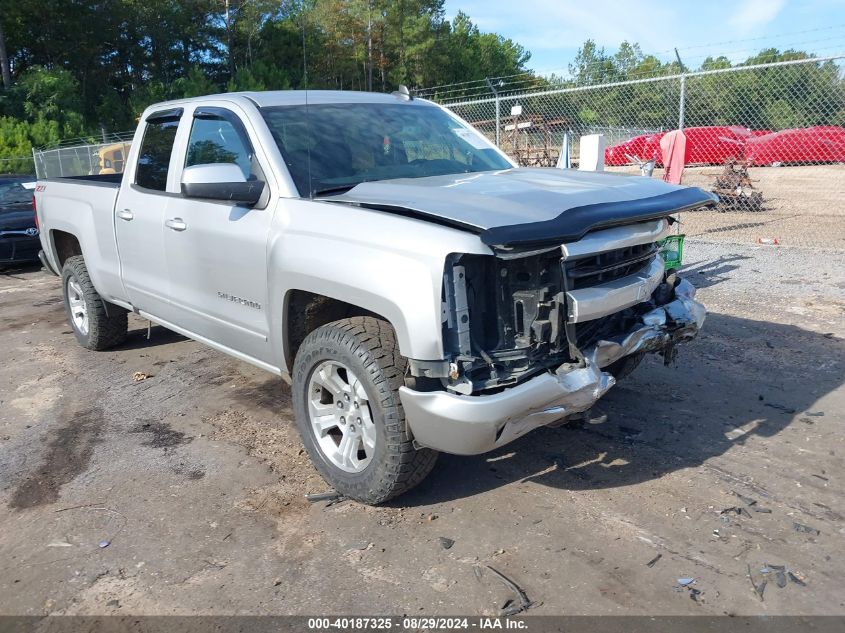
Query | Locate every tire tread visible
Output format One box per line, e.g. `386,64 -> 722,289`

292,316 -> 437,504
63,255 -> 128,351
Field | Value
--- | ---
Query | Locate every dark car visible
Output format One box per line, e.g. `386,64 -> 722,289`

0,175 -> 39,266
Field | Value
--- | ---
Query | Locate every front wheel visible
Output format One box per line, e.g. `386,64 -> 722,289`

62,255 -> 128,350
292,317 -> 438,504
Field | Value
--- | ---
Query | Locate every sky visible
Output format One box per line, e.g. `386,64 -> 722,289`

443,0 -> 845,75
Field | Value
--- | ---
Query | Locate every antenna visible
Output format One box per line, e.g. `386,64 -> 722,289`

391,85 -> 412,101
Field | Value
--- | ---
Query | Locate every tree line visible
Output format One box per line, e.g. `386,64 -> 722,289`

0,3 -> 842,175
0,0 -> 530,173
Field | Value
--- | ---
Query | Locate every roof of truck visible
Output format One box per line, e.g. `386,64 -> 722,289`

146,90 -> 432,111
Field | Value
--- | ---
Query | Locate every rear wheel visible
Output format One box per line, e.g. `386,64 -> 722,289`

62,255 -> 128,350
292,317 -> 438,504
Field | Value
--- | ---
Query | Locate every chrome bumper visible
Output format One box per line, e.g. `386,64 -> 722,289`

400,279 -> 705,455
566,255 -> 665,323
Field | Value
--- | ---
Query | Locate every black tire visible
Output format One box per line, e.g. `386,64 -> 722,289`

62,255 -> 128,351
292,317 -> 438,504
606,352 -> 645,382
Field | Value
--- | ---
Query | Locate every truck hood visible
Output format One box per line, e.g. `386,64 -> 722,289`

324,168 -> 716,249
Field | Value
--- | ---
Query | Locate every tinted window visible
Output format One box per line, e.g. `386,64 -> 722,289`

261,103 -> 511,196
186,115 -> 253,178
136,118 -> 180,191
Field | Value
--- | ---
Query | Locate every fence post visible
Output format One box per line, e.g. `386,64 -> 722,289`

485,77 -> 501,147
675,48 -> 686,130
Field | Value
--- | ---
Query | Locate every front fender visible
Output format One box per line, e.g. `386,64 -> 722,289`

267,199 -> 491,372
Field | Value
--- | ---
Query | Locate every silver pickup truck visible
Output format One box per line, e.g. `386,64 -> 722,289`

35,90 -> 714,503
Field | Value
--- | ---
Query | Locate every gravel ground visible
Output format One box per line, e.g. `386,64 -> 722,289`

1,240 -> 843,616
609,165 -> 845,249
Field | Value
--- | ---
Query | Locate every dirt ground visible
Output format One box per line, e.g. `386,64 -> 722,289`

608,164 -> 845,249
1,239 -> 844,616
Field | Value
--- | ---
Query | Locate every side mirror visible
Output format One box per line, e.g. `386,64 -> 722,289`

181,163 -> 264,206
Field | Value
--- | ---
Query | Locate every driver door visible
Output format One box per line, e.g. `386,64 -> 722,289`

163,105 -> 275,364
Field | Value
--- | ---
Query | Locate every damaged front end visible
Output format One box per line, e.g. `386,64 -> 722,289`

400,217 -> 706,455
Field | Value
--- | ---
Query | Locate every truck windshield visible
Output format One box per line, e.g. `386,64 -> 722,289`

261,102 -> 511,197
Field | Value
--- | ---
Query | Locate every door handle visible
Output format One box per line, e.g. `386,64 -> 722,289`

165,217 -> 187,232
117,209 -> 134,221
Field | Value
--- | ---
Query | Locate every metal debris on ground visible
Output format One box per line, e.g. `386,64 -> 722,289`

721,506 -> 752,518
306,491 -> 342,503
793,522 -> 821,536
646,553 -> 662,568
732,491 -> 758,506
753,563 -> 806,596
98,539 -> 110,549
486,565 -> 533,616
675,578 -> 703,602
713,159 -> 764,212
764,402 -> 797,414
324,495 -> 348,507
438,537 -> 455,550
747,564 -> 765,601
767,564 -> 787,589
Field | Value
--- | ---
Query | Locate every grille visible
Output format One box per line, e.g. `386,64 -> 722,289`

564,242 -> 659,291
571,311 -> 624,350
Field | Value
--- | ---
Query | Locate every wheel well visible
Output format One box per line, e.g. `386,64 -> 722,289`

285,291 -> 383,367
52,230 -> 82,268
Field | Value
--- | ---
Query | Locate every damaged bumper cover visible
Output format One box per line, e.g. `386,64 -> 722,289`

399,279 -> 705,455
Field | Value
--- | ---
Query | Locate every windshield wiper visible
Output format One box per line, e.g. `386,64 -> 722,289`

312,184 -> 358,198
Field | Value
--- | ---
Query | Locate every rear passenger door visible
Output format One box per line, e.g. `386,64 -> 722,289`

114,108 -> 182,318
163,105 -> 275,364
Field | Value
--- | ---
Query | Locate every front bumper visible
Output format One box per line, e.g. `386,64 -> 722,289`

399,279 -> 705,455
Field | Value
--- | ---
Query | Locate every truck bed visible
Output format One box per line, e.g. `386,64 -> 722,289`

35,175 -> 125,303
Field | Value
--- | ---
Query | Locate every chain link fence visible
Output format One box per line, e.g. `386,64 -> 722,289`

428,56 -> 845,248
32,132 -> 134,180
